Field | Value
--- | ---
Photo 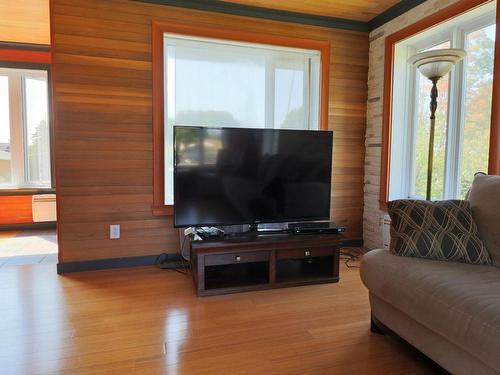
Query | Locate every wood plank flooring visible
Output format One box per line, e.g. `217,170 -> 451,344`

0,262 -> 444,374
0,229 -> 58,267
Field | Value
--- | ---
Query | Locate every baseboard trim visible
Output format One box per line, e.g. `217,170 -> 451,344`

340,238 -> 364,248
57,253 -> 183,273
0,222 -> 56,231
58,238 -> 363,273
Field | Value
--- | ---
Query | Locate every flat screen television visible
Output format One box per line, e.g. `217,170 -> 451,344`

173,126 -> 333,228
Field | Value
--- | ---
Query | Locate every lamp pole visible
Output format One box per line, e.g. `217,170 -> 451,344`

426,77 -> 439,201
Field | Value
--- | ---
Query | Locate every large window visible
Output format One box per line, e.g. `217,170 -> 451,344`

0,67 -> 51,189
389,2 -> 495,200
163,34 -> 322,205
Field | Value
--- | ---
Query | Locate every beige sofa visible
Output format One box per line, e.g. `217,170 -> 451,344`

360,175 -> 500,375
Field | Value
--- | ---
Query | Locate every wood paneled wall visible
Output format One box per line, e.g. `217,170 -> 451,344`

0,196 -> 33,224
51,0 -> 368,263
0,0 -> 50,45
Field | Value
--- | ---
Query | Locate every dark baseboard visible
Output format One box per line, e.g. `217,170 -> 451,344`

58,238 -> 362,273
57,253 -> 183,273
0,222 -> 56,231
340,238 -> 364,248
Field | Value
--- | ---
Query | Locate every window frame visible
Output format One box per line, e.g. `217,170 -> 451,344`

393,11 -> 495,201
151,21 -> 331,216
0,61 -> 54,194
379,0 -> 500,209
162,34 -> 322,206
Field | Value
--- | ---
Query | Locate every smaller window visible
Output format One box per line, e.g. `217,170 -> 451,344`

0,67 -> 51,189
389,1 -> 495,201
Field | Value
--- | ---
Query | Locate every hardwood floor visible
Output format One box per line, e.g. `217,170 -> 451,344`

0,262 -> 444,374
0,229 -> 58,267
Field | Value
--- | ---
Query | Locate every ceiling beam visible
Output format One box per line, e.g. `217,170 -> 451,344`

135,0 -> 426,32
369,0 -> 428,30
136,0 -> 368,31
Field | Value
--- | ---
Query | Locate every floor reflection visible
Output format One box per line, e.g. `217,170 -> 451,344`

0,229 -> 58,267
164,308 -> 189,374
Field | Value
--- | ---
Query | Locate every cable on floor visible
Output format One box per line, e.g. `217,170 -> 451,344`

340,247 -> 364,268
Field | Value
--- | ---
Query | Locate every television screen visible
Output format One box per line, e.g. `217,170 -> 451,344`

173,126 -> 333,227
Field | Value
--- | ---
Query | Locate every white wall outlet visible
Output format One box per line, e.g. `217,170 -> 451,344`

110,224 -> 120,239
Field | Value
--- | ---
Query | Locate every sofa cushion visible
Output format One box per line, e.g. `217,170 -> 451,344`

468,174 -> 500,266
360,249 -> 500,373
388,199 -> 491,265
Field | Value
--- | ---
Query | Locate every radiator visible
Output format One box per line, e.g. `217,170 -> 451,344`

32,194 -> 57,222
382,214 -> 391,250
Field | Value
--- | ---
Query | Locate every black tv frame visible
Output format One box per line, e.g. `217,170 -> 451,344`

173,125 -> 333,229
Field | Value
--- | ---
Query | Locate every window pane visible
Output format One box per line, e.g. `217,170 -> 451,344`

0,76 -> 11,185
164,35 -> 321,205
413,41 -> 450,199
460,24 -> 495,197
24,75 -> 51,187
275,61 -> 305,129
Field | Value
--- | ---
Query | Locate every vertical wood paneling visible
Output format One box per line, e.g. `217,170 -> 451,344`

51,0 -> 368,263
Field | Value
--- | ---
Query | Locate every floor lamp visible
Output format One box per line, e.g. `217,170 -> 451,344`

408,49 -> 466,200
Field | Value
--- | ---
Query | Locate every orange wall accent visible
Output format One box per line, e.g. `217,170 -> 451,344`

0,196 -> 33,224
0,49 -> 51,64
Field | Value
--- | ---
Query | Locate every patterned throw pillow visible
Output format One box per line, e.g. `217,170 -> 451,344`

388,200 -> 492,265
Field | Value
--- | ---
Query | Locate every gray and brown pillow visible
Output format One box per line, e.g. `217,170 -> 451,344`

388,200 -> 492,265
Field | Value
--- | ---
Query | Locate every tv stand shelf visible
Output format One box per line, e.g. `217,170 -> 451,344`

189,232 -> 342,296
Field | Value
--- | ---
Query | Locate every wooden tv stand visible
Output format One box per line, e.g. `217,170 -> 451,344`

189,232 -> 343,296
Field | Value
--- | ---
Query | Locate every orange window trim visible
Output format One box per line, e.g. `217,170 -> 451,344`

0,48 -> 51,226
0,49 -> 51,64
489,1 -> 500,174
151,21 -> 331,216
379,0 -> 497,210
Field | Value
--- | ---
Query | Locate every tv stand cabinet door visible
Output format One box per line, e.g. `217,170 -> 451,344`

274,246 -> 340,283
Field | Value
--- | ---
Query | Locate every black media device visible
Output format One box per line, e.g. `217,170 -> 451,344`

173,126 -> 334,231
288,221 -> 345,235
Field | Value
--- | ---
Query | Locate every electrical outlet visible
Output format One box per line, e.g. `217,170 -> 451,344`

110,224 -> 120,239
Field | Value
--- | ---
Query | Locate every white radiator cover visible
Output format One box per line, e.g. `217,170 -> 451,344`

32,194 -> 57,222
382,214 -> 391,250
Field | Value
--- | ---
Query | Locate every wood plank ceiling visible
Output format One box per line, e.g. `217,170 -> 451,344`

221,0 -> 401,22
0,0 -> 50,45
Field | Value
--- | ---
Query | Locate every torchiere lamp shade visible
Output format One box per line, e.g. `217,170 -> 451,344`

408,48 -> 466,79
